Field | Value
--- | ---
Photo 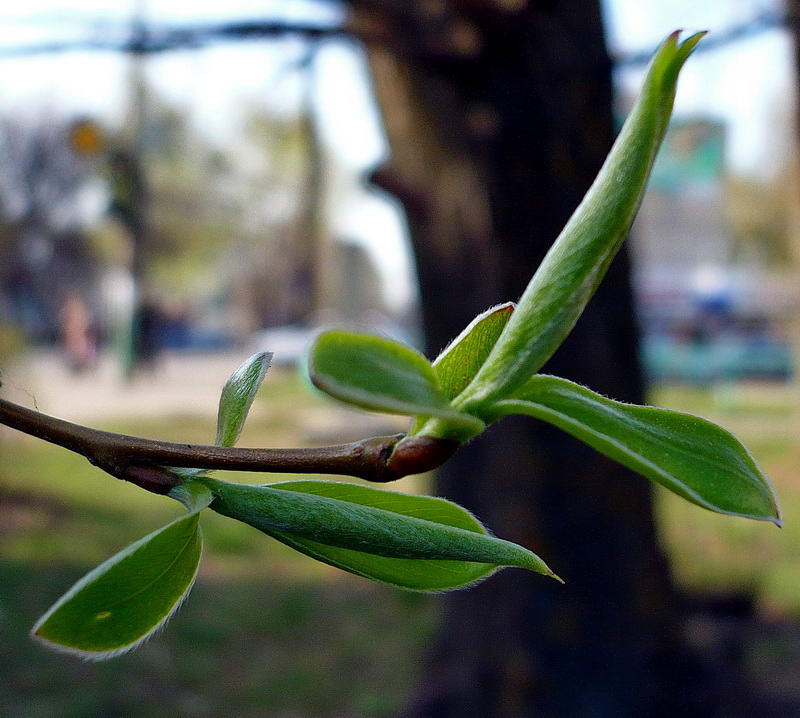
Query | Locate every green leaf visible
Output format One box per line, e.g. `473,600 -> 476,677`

411,303 -> 514,435
433,302 -> 515,400
309,330 -> 484,435
168,353 -> 273,479
259,481 -> 497,590
454,31 -> 705,412
199,477 -> 559,590
168,480 -> 216,511
216,352 -> 272,447
486,375 -> 781,524
32,482 -> 213,659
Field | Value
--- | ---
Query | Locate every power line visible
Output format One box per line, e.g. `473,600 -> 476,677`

615,9 -> 786,67
0,9 -> 789,62
0,19 -> 347,58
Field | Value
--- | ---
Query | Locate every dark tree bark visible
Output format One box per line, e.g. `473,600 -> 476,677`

348,2 -> 699,715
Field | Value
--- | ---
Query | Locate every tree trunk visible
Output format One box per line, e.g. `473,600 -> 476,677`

351,2 -> 697,715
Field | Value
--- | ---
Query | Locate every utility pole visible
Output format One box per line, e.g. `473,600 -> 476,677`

115,0 -> 150,377
292,46 -> 326,324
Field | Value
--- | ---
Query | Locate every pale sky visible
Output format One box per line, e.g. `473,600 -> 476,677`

0,0 -> 794,308
604,0 -> 794,179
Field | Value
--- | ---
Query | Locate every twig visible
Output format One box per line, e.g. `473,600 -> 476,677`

0,398 -> 457,494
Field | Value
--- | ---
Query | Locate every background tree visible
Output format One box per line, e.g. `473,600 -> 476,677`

345,2 -> 693,715
104,87 -> 323,354
0,114 -> 104,345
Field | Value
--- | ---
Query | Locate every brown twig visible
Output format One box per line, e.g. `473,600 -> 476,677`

0,398 -> 457,494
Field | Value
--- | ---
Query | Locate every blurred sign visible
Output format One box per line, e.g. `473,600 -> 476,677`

649,119 -> 725,193
68,119 -> 104,157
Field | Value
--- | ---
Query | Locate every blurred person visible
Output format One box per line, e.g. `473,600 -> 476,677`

131,296 -> 165,375
59,289 -> 96,373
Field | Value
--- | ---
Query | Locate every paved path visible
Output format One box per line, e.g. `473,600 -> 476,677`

1,350 -> 406,444
2,351 -> 277,423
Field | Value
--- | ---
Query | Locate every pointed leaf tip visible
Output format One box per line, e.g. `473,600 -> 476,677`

433,302 -> 515,401
672,30 -> 706,70
410,303 -> 515,436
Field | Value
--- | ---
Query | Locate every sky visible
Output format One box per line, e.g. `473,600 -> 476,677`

604,0 -> 794,179
0,0 -> 794,309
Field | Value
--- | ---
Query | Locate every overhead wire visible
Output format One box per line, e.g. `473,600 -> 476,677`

0,8 -> 788,63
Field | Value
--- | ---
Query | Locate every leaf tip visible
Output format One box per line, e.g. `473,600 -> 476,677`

493,301 -> 516,315
764,483 -> 782,527
521,550 -> 562,583
663,28 -> 706,50
30,631 -> 96,662
249,351 -> 274,387
675,30 -> 707,62
653,29 -> 705,92
29,618 -> 126,663
252,351 -> 274,377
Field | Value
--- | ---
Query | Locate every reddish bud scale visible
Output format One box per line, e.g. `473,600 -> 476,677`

383,435 -> 460,481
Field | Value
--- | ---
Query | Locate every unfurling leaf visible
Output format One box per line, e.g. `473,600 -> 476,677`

432,302 -> 515,400
309,330 -> 484,435
171,352 -> 272,480
32,482 -> 213,659
198,477 -> 559,590
454,31 -> 706,413
216,351 -> 272,447
411,302 -> 514,435
486,375 -> 781,524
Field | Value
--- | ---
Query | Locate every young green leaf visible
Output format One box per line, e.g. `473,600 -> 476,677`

309,330 -> 484,435
31,482 -> 213,659
198,477 -> 559,589
485,375 -> 781,525
256,481 -> 499,590
216,351 -> 272,447
433,302 -> 515,399
169,352 -> 273,479
454,31 -> 705,413
411,302 -> 514,435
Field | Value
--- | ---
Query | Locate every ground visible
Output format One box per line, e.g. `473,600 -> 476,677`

2,351 -> 800,716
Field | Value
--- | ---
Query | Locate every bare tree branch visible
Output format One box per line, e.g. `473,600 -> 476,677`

0,397 -> 457,493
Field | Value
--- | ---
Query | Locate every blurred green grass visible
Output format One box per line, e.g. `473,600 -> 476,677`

1,374 -> 798,716
651,382 -> 799,615
0,562 -> 435,718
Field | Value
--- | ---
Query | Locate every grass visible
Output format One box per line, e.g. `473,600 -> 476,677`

0,562 -> 436,718
1,371 -> 798,715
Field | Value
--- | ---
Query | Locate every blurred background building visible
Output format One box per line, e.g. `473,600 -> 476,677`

633,117 -> 796,383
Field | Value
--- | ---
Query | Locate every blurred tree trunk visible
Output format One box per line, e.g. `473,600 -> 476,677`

348,2 -> 693,716
787,0 -> 800,266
